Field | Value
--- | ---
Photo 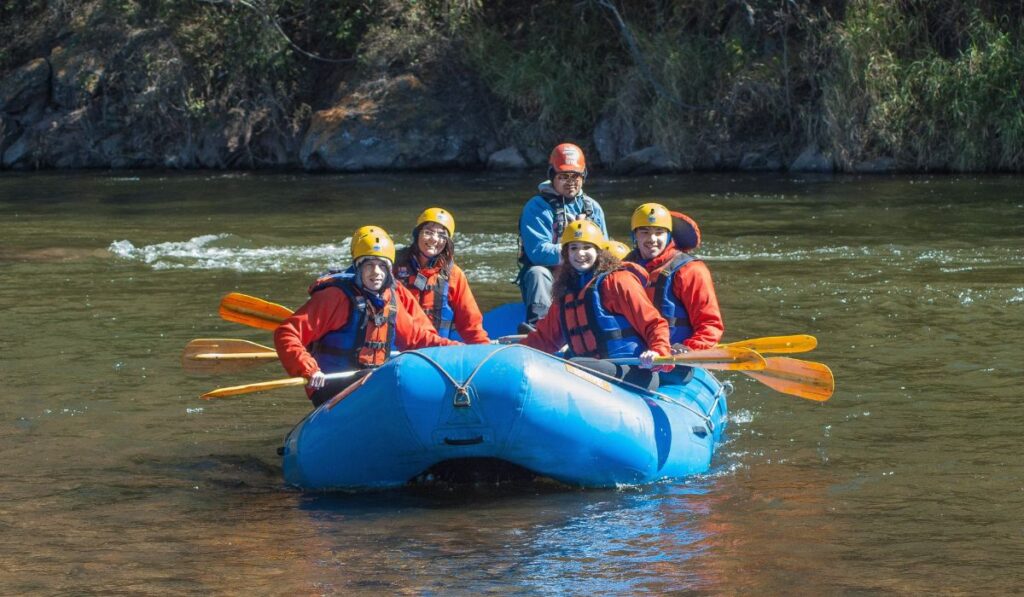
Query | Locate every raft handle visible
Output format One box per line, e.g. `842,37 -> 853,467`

454,387 -> 471,407
444,436 -> 484,446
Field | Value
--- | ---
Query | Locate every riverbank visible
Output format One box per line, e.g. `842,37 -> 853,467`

2,1 -> 1022,173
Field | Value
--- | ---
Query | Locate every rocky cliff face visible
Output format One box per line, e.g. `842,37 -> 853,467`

0,6 -> 837,174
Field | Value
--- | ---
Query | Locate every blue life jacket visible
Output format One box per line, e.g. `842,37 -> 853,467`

306,271 -> 397,372
559,267 -> 646,359
651,252 -> 697,345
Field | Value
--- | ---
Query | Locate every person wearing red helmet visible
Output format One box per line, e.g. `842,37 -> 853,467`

516,143 -> 608,332
521,220 -> 672,390
274,226 -> 461,407
626,203 -> 724,351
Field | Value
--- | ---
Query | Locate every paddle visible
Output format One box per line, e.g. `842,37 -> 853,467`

719,334 -> 817,354
609,346 -> 766,371
497,333 -> 819,354
744,357 -> 834,401
201,370 -> 360,399
182,338 -> 278,373
219,292 -> 292,331
212,295 -> 833,399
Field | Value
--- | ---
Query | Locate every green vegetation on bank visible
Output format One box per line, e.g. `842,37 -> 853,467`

2,0 -> 1023,171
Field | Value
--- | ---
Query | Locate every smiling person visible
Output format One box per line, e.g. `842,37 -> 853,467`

394,207 -> 489,344
274,226 -> 460,407
521,220 -> 672,390
516,143 -> 607,332
627,203 -> 724,351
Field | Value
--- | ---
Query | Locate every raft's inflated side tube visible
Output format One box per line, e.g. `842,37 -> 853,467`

282,344 -> 727,490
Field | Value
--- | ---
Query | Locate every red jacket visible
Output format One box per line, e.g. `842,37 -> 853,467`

522,268 -> 672,357
394,255 -> 490,344
274,283 -> 460,393
641,245 -> 724,350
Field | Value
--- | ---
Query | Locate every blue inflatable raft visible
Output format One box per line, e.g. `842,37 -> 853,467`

281,342 -> 730,490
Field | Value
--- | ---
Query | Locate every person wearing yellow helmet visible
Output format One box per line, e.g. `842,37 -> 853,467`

520,220 -> 674,389
274,226 -> 460,407
516,143 -> 608,332
602,240 -> 632,261
394,207 -> 489,343
627,203 -> 724,351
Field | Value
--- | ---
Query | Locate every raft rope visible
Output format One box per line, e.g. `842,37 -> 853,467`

399,344 -> 523,407
400,345 -> 721,431
541,348 -> 718,432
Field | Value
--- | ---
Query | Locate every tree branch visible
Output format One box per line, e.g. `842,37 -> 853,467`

196,0 -> 357,64
593,0 -> 706,111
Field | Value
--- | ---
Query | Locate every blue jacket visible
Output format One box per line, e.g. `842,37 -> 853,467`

518,181 -> 607,268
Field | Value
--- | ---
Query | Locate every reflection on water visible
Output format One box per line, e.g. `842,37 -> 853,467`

1,172 -> 1022,593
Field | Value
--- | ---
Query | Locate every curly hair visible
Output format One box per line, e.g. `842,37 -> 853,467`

552,247 -> 622,299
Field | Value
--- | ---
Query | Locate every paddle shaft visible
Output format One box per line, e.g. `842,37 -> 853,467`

201,370 -> 359,399
608,347 -> 765,371
497,333 -> 818,355
192,352 -> 278,361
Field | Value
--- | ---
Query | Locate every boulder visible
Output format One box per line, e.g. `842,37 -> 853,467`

739,150 -> 783,171
300,73 -> 496,171
0,114 -> 21,155
487,146 -> 528,170
789,144 -> 833,173
3,131 -> 32,167
49,46 -> 104,109
611,145 -> 677,175
523,146 -> 548,168
853,157 -> 897,174
593,112 -> 638,165
0,58 -> 51,114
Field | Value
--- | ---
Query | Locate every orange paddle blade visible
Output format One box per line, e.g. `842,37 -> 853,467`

743,357 -> 834,401
219,293 -> 294,331
720,334 -> 817,355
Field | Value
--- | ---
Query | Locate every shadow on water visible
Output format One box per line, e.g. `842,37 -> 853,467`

298,458 -> 582,513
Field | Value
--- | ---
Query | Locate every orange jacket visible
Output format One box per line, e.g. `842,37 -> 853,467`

640,246 -> 724,350
522,268 -> 672,357
274,283 -> 460,394
394,255 -> 490,344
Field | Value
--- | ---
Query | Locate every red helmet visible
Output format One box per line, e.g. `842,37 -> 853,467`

549,143 -> 587,174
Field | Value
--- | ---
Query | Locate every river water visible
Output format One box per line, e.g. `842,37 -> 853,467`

1,172 -> 1021,593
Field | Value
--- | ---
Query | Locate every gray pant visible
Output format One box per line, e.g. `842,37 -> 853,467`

518,265 -> 554,325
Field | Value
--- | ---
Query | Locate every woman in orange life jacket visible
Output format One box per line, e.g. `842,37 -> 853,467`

521,220 -> 674,390
393,207 -> 489,344
274,226 -> 460,408
626,203 -> 724,351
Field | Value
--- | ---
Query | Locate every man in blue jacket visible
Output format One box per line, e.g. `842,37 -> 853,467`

516,143 -> 607,330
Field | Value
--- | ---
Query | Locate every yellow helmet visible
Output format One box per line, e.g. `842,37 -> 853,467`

560,219 -> 605,247
351,225 -> 385,243
602,240 -> 631,260
630,202 -> 672,231
350,226 -> 396,263
415,207 -> 455,237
